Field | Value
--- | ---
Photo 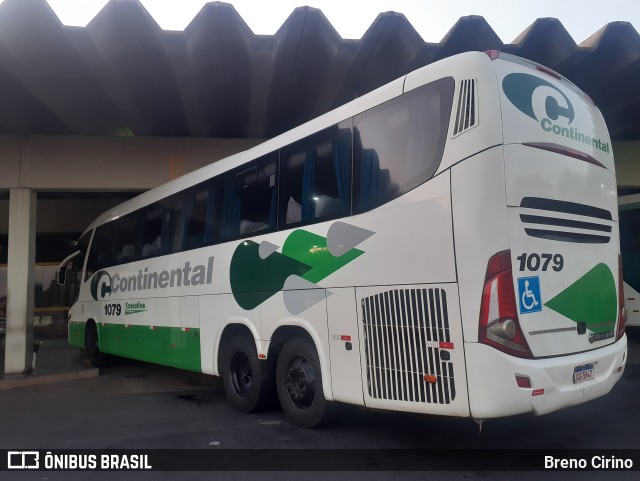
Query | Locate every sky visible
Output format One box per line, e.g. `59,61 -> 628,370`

43,0 -> 640,44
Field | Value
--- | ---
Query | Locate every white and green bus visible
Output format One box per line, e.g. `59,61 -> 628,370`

59,51 -> 627,428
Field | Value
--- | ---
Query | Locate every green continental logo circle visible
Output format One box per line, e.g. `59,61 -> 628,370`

502,72 -> 610,155
503,72 -> 574,124
90,270 -> 112,301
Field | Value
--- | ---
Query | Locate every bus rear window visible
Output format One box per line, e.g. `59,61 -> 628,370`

353,76 -> 454,213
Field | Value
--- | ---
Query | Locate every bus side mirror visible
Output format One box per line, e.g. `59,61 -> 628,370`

57,250 -> 81,286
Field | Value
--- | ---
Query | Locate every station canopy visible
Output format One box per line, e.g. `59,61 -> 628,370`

0,0 -> 639,141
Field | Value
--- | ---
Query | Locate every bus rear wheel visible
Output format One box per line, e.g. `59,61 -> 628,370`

221,335 -> 273,413
276,337 -> 330,428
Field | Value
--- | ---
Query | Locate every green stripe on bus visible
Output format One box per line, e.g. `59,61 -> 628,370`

68,321 -> 86,349
97,323 -> 202,372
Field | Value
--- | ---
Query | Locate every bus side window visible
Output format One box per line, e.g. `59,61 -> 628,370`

140,204 -> 165,259
113,214 -> 139,265
170,181 -> 215,253
279,123 -> 352,228
216,153 -> 278,242
184,183 -> 214,250
353,76 -> 455,213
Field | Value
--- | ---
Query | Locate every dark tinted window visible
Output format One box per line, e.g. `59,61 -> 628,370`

112,214 -> 139,265
354,77 -> 454,212
620,208 -> 640,292
216,153 -> 278,241
86,226 -> 111,275
83,77 -> 455,259
279,124 -> 352,227
140,204 -> 166,259
172,181 -> 215,252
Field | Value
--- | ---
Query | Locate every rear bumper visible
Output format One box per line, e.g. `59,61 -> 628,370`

465,336 -> 627,418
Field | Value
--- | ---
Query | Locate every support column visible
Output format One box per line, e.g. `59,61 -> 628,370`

4,188 -> 36,374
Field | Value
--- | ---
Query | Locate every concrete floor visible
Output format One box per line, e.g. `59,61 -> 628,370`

0,331 -> 638,480
0,337 -> 98,389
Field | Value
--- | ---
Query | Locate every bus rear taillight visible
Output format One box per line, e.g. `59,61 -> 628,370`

479,250 -> 533,359
617,254 -> 627,341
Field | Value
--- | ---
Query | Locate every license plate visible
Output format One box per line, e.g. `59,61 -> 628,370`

573,363 -> 595,384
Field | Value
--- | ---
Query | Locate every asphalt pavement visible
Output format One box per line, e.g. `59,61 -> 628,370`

0,331 -> 638,480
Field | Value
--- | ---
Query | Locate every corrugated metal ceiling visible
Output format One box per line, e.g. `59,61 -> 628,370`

0,0 -> 638,140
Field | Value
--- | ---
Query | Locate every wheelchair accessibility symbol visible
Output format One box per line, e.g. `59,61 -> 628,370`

518,276 -> 542,314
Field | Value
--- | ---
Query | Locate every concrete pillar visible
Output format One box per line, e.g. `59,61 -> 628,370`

4,188 -> 36,374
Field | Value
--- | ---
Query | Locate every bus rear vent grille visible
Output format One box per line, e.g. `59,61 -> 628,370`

452,78 -> 477,137
520,197 -> 612,244
362,288 -> 455,404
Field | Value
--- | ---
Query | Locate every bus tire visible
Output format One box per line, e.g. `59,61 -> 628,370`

221,335 -> 273,413
84,322 -> 110,367
276,337 -> 331,428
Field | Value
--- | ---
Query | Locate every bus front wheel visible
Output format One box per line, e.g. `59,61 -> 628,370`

84,322 -> 110,367
220,335 -> 273,413
276,337 -> 330,428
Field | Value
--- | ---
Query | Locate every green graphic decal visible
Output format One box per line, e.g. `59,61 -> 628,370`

282,230 -> 363,284
544,263 -> 617,334
230,227 -> 366,310
230,240 -> 312,310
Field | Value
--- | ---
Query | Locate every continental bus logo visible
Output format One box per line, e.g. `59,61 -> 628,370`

502,72 -> 610,154
90,257 -> 214,301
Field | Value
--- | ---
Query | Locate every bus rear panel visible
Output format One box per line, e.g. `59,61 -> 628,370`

455,52 -> 626,418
